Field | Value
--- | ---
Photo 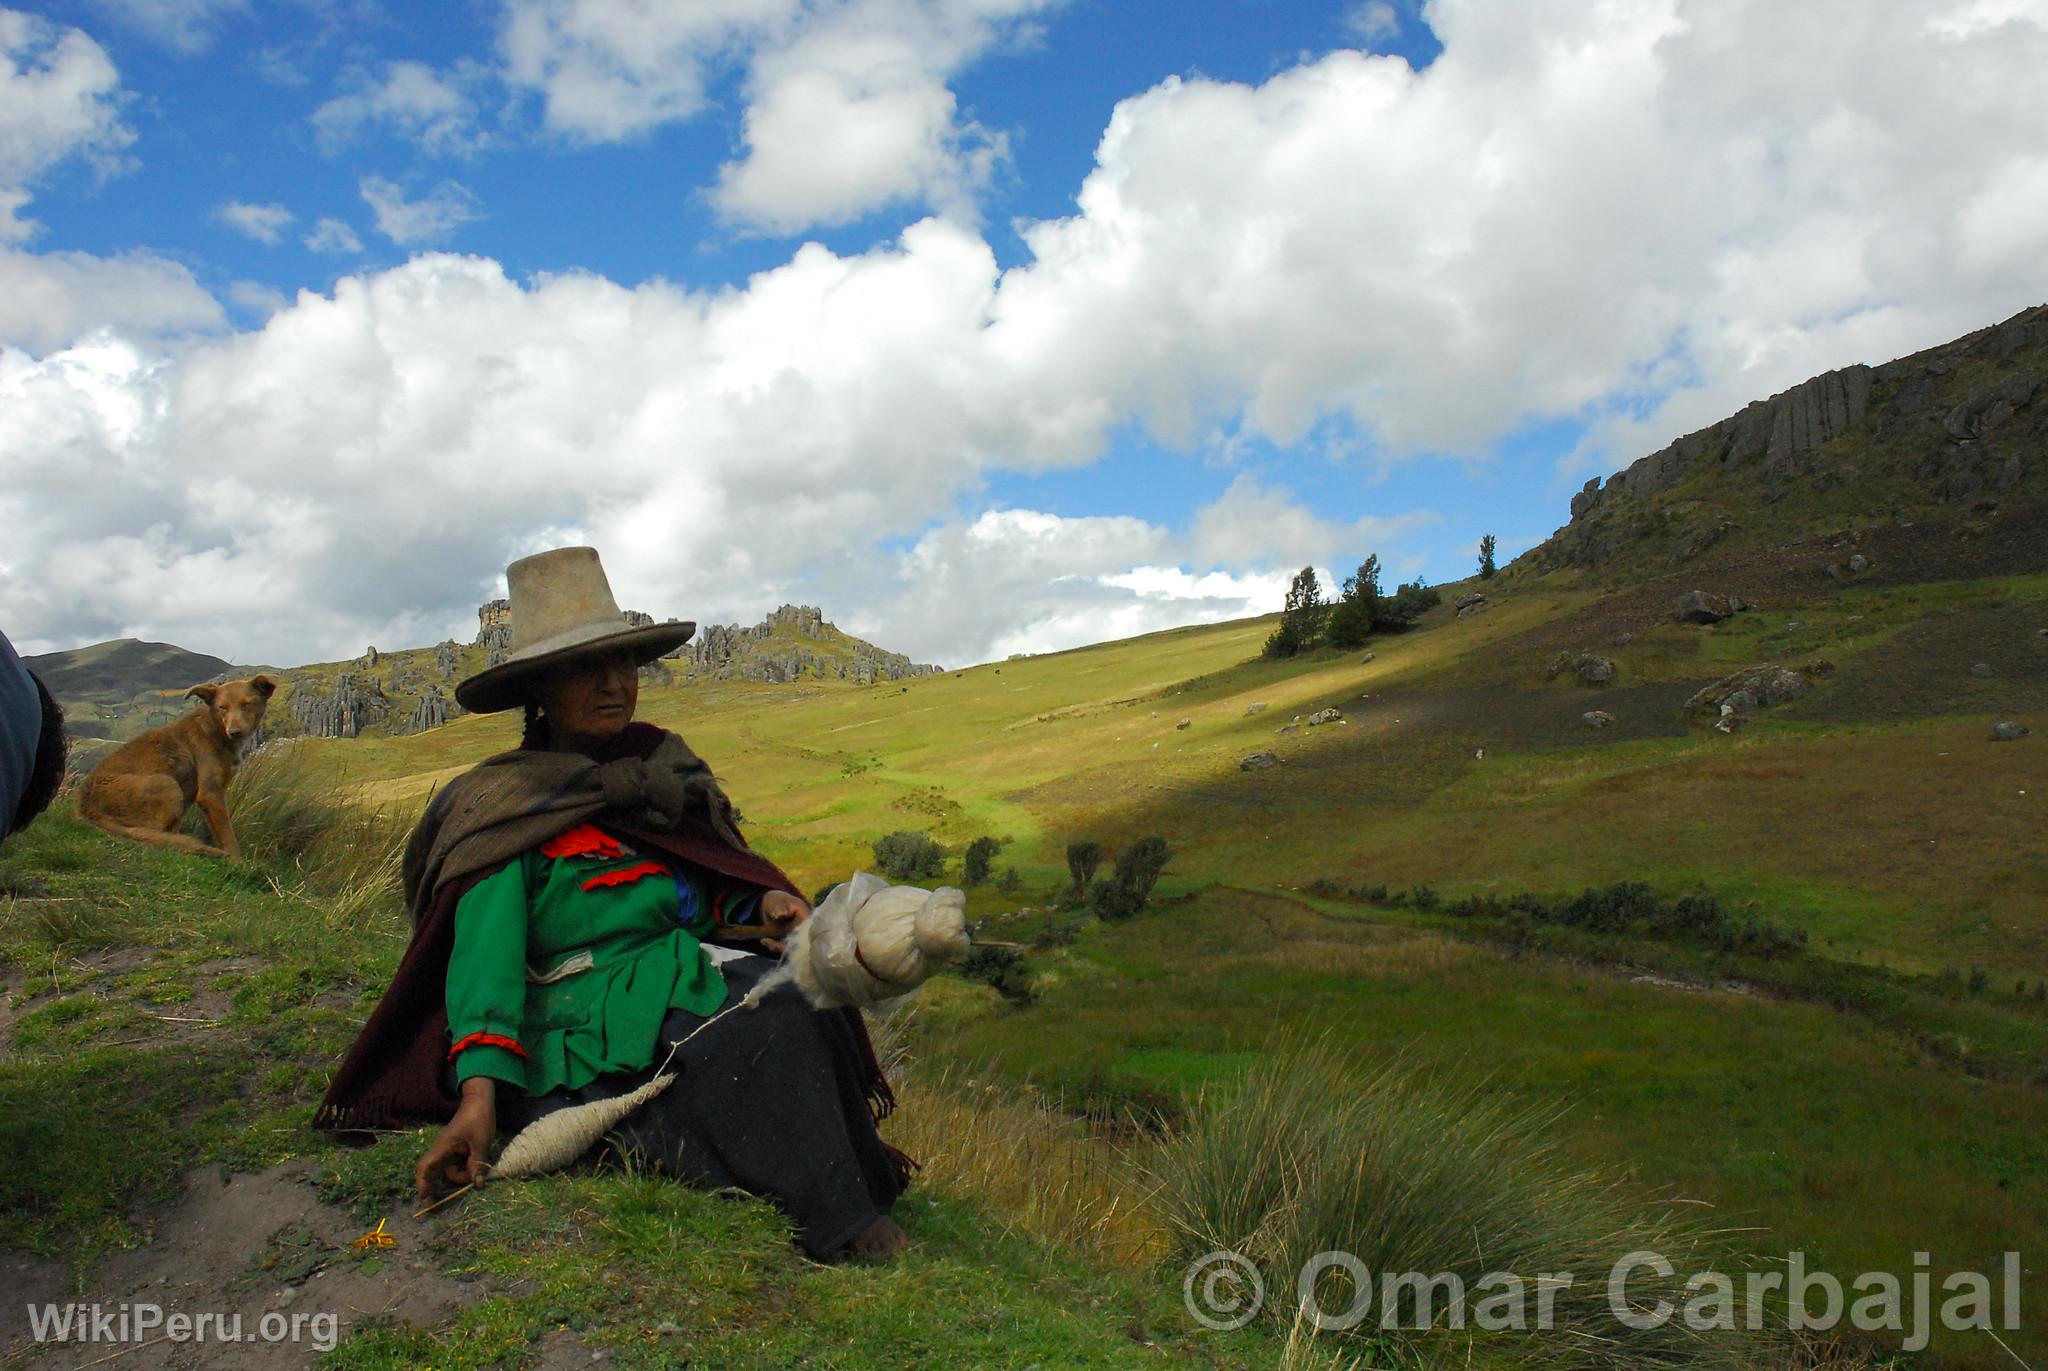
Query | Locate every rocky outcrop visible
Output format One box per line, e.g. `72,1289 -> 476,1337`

289,672 -> 390,738
679,605 -> 939,684
1241,751 -> 1279,771
1686,665 -> 1811,718
403,688 -> 456,734
476,599 -> 513,654
1528,303 -> 2048,572
1307,708 -> 1344,725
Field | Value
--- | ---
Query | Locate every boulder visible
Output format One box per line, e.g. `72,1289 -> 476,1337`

1991,721 -> 2030,742
1276,724 -> 1299,734
1241,751 -> 1280,771
1307,708 -> 1343,726
1613,631 -> 1634,646
1686,665 -> 1811,716
1969,662 -> 1994,678
1575,654 -> 1617,685
1175,718 -> 1191,731
1360,652 -> 1376,664
1673,590 -> 1741,624
1847,554 -> 1869,573
1246,702 -> 1269,716
1455,593 -> 1489,620
1582,710 -> 1614,728
1545,651 -> 1573,681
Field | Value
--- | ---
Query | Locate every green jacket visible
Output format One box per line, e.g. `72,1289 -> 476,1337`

445,823 -> 760,1095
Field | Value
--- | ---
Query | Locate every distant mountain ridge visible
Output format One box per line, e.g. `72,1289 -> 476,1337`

1522,302 -> 2047,575
24,638 -> 248,740
28,600 -> 942,745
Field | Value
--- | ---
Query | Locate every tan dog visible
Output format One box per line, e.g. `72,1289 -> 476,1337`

77,676 -> 278,859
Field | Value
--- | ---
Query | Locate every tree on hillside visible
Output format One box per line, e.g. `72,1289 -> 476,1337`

1325,555 -> 1383,649
962,835 -> 1001,886
1066,839 -> 1102,894
1263,566 -> 1328,658
1093,836 -> 1174,921
1478,534 -> 1498,580
1377,578 -> 1443,629
873,830 -> 946,882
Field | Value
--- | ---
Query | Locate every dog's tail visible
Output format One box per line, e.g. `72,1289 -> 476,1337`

79,813 -> 227,859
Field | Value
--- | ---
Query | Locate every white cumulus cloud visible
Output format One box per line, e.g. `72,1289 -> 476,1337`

6,0 -> 2048,667
360,176 -> 483,245
495,0 -> 1051,232
216,200 -> 293,244
0,10 -> 134,240
85,0 -> 248,53
313,59 -> 488,156
303,216 -> 364,254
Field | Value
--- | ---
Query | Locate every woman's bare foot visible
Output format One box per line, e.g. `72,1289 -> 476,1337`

849,1215 -> 909,1261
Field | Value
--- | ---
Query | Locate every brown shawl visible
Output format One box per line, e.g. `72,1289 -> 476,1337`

314,722 -> 895,1139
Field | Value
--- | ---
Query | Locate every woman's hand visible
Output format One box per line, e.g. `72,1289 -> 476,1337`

415,1077 -> 497,1208
759,890 -> 810,953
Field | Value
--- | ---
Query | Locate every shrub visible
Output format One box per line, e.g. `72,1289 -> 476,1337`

1032,915 -> 1079,949
996,866 -> 1022,893
1969,965 -> 1989,994
1065,839 -> 1102,892
955,945 -> 1034,1006
1145,1040 -> 1771,1369
1375,580 -> 1442,629
872,830 -> 946,882
962,835 -> 1001,886
1092,837 -> 1173,922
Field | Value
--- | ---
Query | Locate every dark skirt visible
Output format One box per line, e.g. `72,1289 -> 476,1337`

495,954 -> 905,1260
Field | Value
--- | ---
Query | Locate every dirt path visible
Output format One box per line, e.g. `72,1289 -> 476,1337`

0,1162 -> 495,1369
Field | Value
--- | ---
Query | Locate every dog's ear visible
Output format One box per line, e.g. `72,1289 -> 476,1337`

249,674 -> 279,698
187,683 -> 220,704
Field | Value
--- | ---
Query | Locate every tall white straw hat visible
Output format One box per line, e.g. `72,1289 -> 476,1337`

454,547 -> 695,714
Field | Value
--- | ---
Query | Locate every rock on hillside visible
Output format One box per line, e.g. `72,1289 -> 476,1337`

1524,303 -> 2048,574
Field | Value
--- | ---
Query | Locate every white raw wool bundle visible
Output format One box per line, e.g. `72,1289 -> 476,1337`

486,1071 -> 677,1182
771,871 -> 972,1010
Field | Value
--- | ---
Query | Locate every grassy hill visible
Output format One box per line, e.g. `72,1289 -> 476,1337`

3,310 -> 2045,1369
23,638 -> 243,740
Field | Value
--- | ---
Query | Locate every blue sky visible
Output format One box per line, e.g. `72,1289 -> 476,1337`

3,0 -> 2045,667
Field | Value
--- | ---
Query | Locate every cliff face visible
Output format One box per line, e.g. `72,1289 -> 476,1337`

1528,303 -> 2048,573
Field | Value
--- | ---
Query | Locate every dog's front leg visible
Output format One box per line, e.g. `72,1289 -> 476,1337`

197,788 -> 241,860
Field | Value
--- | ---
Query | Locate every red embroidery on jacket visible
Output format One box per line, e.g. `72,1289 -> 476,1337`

539,824 -> 624,860
581,860 -> 669,892
448,1031 -> 527,1062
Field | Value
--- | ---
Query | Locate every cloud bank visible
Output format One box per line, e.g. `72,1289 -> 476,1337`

5,0 -> 2048,672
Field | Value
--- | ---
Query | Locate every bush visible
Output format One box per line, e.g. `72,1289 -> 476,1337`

956,945 -> 1034,1006
1065,840 -> 1102,892
872,830 -> 946,882
962,835 -> 1001,886
1145,1040 -> 1771,1368
1376,580 -> 1442,629
1032,915 -> 1079,949
1092,836 -> 1173,922
996,866 -> 1022,893
1969,965 -> 1989,994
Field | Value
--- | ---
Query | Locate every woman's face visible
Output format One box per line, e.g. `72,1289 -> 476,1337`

534,648 -> 639,750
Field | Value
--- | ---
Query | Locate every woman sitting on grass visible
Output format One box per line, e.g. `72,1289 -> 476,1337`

316,547 -> 910,1261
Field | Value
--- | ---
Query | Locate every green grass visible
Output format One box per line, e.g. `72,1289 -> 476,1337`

6,542 -> 2044,1367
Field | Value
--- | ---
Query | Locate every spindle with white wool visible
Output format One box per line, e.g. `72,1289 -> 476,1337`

767,870 -> 973,1010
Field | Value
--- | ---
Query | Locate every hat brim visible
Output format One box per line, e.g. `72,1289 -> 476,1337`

455,621 -> 695,714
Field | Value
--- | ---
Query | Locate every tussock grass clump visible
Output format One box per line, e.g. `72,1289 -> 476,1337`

881,1060 -> 1164,1268
1145,1040 -> 1779,1371
229,746 -> 410,928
